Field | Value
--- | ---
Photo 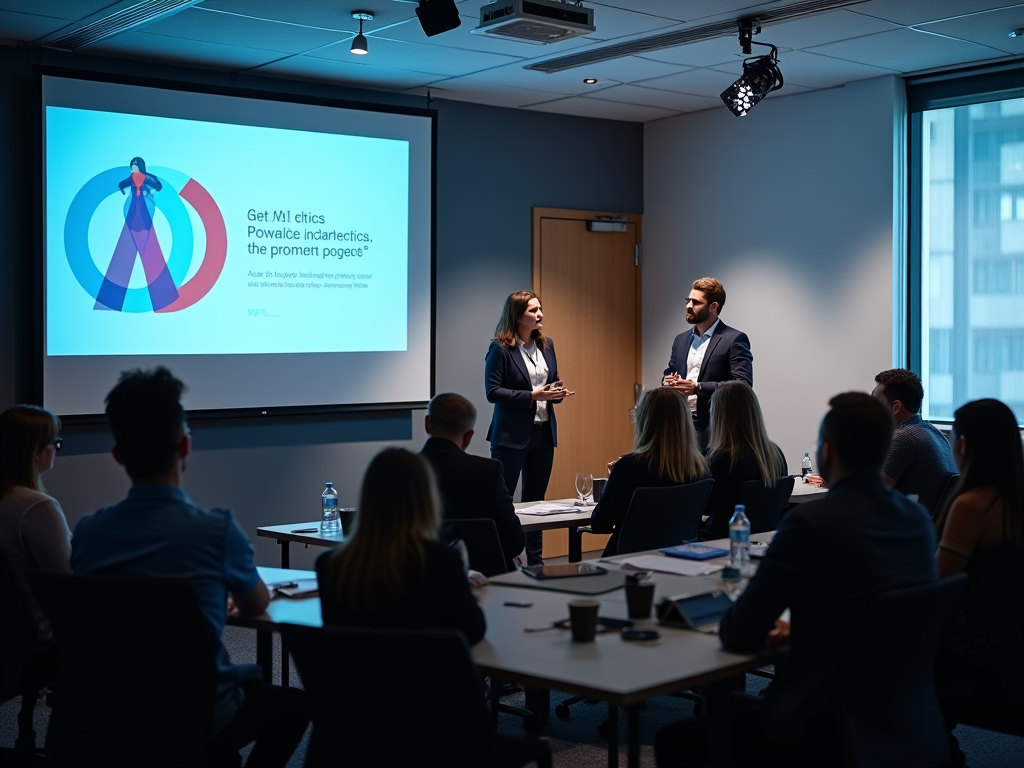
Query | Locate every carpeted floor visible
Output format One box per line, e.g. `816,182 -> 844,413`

2,624 -> 1021,767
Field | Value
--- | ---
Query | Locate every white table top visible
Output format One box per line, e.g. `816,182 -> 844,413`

245,555 -> 774,707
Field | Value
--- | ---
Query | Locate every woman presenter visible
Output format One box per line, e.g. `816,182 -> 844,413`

484,291 -> 573,566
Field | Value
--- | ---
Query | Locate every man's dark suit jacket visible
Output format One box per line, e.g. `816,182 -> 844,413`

484,338 -> 561,450
719,472 -> 937,745
663,321 -> 753,434
420,437 -> 525,566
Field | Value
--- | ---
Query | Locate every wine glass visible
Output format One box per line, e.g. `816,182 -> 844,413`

575,472 -> 594,507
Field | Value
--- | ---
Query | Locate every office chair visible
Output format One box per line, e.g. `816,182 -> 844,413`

0,553 -> 47,760
737,476 -> 796,534
31,573 -> 217,768
441,518 -> 513,576
578,480 -> 714,557
934,473 -> 960,518
282,623 -> 551,768
840,573 -> 967,768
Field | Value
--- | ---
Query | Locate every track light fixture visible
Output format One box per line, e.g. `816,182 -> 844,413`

720,19 -> 784,117
351,12 -> 372,55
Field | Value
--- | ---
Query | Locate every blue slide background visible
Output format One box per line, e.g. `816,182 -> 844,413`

46,106 -> 410,356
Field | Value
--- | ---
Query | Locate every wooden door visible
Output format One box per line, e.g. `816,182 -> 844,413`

533,208 -> 642,557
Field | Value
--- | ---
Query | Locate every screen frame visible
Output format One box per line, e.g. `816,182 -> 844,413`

33,66 -> 436,424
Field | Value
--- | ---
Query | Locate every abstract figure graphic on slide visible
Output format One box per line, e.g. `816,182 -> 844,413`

63,159 -> 227,314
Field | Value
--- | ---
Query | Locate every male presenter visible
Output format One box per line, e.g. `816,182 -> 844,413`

663,277 -> 753,438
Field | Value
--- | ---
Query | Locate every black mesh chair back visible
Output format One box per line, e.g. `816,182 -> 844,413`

441,518 -> 512,576
737,476 -> 796,534
0,552 -> 44,754
615,480 -> 714,556
283,624 -> 497,768
0,552 -> 36,702
31,572 -> 217,768
934,473 -> 960,519
840,573 -> 967,768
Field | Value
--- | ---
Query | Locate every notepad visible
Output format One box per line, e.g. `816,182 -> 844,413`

660,544 -> 729,561
619,554 -> 724,577
517,504 -> 584,516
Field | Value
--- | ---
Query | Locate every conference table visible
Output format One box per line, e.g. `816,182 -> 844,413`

238,534 -> 778,768
256,479 -> 826,567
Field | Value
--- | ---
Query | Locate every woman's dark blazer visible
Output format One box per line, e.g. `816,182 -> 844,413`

484,338 -> 561,450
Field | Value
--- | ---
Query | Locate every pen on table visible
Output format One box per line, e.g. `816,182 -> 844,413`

291,527 -> 319,533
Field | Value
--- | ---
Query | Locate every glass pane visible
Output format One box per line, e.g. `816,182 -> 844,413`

920,99 -> 1024,424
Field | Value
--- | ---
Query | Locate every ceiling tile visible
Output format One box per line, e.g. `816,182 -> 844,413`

431,64 -> 621,96
562,54 -> 692,83
421,82 -> 583,109
524,95 -> 677,122
583,83 -> 721,112
254,55 -> 440,91
633,66 -> 740,99
634,35 -> 748,68
589,1 -> 781,25
756,8 -> 902,49
309,35 -> 524,77
195,0 -> 415,31
918,5 -> 1024,55
85,29 -> 286,71
0,1 -> 111,20
144,7 -> 349,55
709,49 -> 899,89
849,0 -> 1021,27
0,9 -> 73,41
806,26 -> 1007,72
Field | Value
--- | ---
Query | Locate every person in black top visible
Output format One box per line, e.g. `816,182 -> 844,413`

317,448 -> 485,645
654,393 -> 937,767
588,387 -> 709,556
420,393 -> 524,570
702,382 -> 788,539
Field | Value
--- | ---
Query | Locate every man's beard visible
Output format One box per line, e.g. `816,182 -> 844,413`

686,307 -> 709,325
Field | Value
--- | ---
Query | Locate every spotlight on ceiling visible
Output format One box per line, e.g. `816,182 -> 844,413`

583,78 -> 598,84
1011,28 -> 1024,38
351,12 -> 372,55
416,0 -> 461,37
720,19 -> 783,117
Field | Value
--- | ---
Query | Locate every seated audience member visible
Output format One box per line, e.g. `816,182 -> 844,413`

871,368 -> 957,515
0,405 -> 71,647
317,448 -> 486,645
934,399 -> 1024,748
71,368 -> 308,768
655,393 -> 937,767
588,387 -> 709,556
701,382 -> 787,539
420,393 -> 525,569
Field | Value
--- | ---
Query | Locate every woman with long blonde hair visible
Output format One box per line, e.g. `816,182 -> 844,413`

702,382 -> 787,538
484,290 -> 574,566
588,387 -> 709,555
316,448 -> 485,644
0,405 -> 72,645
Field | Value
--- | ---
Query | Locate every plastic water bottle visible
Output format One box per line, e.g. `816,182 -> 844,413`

729,505 -> 751,574
321,482 -> 340,534
801,452 -> 812,477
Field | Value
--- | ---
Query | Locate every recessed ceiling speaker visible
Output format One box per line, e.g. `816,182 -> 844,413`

416,0 -> 462,37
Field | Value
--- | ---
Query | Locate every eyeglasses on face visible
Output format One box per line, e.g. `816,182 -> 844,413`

51,437 -> 63,452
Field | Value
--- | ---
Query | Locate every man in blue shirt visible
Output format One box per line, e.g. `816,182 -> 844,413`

72,367 -> 308,767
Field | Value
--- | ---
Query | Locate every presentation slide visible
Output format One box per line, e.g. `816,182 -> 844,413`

42,76 -> 433,416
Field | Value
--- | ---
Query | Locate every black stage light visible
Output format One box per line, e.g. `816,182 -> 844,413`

721,51 -> 783,116
416,0 -> 461,37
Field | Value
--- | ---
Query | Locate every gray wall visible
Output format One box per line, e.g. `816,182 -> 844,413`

643,76 -> 902,471
0,45 -> 643,570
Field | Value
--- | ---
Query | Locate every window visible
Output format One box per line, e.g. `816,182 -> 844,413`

909,66 -> 1024,425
